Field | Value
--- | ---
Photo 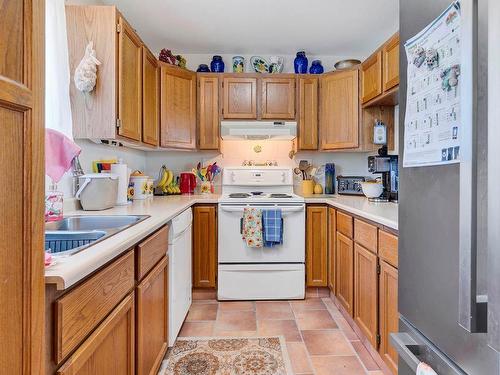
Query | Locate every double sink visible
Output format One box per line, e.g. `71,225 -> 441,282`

45,215 -> 149,256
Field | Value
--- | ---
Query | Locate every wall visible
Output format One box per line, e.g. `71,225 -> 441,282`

178,54 -> 361,74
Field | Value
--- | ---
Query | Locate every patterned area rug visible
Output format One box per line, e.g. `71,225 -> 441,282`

158,336 -> 293,375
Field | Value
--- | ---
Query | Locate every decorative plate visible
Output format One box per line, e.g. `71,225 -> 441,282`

250,56 -> 270,73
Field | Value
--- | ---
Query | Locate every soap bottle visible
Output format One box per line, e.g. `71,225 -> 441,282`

45,182 -> 63,222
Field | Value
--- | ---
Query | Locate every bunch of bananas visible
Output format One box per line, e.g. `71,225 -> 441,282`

156,165 -> 181,194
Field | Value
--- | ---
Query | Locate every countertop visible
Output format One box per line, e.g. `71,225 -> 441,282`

45,195 -> 219,290
45,193 -> 397,290
300,194 -> 398,231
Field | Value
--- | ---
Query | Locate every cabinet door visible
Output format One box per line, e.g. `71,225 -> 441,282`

193,205 -> 217,288
354,243 -> 378,347
136,257 -> 168,375
361,50 -> 383,103
222,77 -> 257,119
297,76 -> 318,150
379,260 -> 398,375
328,208 -> 336,293
118,16 -> 143,141
142,47 -> 159,146
57,294 -> 135,375
320,70 -> 359,150
336,232 -> 354,316
198,75 -> 220,150
306,206 -> 328,287
0,1 -> 45,373
160,65 -> 196,149
261,77 -> 295,119
383,33 -> 400,92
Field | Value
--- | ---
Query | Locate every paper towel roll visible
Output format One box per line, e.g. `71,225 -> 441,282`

111,163 -> 130,205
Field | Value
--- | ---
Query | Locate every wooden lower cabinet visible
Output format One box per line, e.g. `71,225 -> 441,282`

57,294 -> 135,375
379,260 -> 399,374
336,232 -> 354,316
136,256 -> 169,375
327,207 -> 336,292
193,205 -> 218,288
306,205 -> 328,287
354,243 -> 378,347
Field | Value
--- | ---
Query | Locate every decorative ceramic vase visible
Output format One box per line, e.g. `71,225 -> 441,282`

196,64 -> 210,72
309,60 -> 324,74
232,56 -> 244,73
210,55 -> 225,73
269,56 -> 284,73
294,51 -> 308,74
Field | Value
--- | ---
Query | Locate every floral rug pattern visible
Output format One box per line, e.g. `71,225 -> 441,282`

158,337 -> 293,375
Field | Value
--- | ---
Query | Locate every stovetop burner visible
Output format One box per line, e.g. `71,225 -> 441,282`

229,193 -> 251,198
269,193 -> 292,198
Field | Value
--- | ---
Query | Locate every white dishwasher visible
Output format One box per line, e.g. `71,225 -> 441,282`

168,208 -> 192,346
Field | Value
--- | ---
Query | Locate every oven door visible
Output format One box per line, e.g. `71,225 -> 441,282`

218,203 -> 305,263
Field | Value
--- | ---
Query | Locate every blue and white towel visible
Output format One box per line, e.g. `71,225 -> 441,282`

262,209 -> 283,247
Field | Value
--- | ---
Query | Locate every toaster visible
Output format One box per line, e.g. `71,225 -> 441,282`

337,176 -> 366,196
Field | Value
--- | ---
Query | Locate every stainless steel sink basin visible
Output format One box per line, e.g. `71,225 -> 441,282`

45,215 -> 149,256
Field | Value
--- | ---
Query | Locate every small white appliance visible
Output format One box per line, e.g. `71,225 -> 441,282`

168,208 -> 192,346
218,167 -> 305,300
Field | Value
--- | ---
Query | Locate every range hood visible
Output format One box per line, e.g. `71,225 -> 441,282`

221,121 -> 297,141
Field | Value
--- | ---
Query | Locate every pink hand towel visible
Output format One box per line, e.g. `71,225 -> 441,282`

45,129 -> 81,183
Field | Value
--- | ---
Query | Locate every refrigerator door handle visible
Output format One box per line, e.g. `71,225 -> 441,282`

392,318 -> 469,375
390,332 -> 420,372
457,0 -> 488,334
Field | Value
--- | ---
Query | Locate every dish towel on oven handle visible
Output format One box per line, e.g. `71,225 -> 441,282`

262,209 -> 283,247
241,208 -> 263,248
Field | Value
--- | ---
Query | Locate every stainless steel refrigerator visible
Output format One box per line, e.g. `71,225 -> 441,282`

394,0 -> 500,373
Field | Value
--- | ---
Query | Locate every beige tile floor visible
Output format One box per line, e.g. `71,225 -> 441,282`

177,289 -> 390,375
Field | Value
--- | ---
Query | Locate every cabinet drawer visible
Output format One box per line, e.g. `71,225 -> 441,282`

136,225 -> 169,281
55,251 -> 134,363
336,211 -> 353,238
379,230 -> 398,268
354,219 -> 378,254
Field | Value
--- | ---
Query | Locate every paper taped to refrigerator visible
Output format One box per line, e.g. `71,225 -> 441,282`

403,1 -> 461,167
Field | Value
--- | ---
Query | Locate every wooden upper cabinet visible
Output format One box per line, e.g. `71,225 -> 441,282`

306,206 -> 328,287
383,33 -> 400,92
336,232 -> 354,317
160,64 -> 196,149
193,205 -> 218,288
379,260 -> 399,374
261,77 -> 295,119
0,0 -> 45,373
361,50 -> 383,103
136,257 -> 168,375
198,74 -> 220,150
328,207 -> 337,293
297,76 -> 319,150
57,294 -> 135,375
320,70 -> 359,150
117,16 -> 143,142
142,47 -> 159,146
223,77 -> 257,119
354,243 -> 378,347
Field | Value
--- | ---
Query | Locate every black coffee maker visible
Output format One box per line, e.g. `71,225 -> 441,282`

367,146 -> 399,203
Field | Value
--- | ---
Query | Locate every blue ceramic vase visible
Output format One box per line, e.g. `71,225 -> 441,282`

309,60 -> 324,74
196,64 -> 210,72
294,51 -> 308,74
210,55 -> 225,73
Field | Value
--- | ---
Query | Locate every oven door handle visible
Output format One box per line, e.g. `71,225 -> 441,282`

220,206 -> 304,213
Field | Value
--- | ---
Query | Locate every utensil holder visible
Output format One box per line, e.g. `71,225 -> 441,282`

301,180 -> 315,196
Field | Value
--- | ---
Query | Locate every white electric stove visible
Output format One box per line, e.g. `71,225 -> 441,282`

217,167 -> 305,300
